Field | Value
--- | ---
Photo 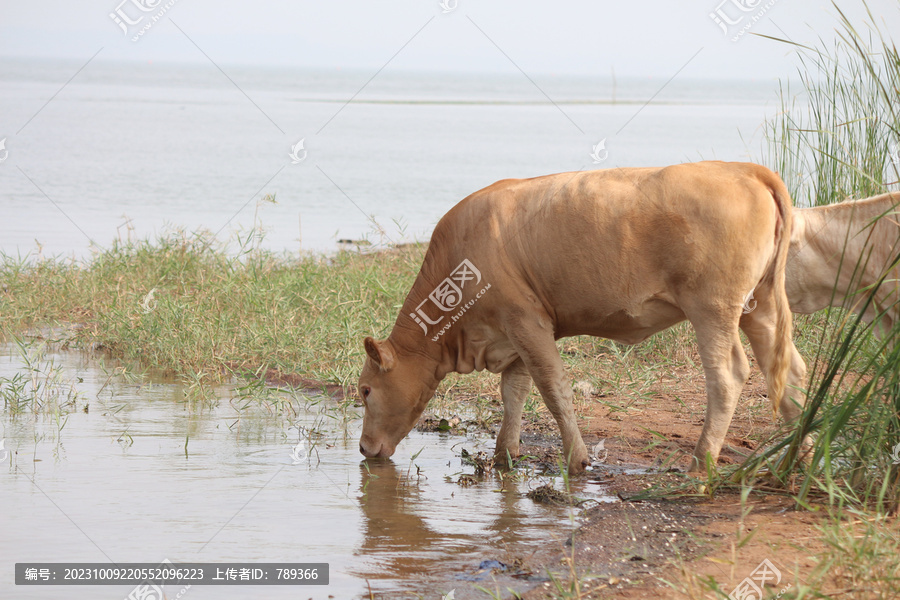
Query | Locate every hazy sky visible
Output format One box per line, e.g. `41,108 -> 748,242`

2,1 -> 899,80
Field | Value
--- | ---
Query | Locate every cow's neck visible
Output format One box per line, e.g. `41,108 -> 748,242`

387,315 -> 494,385
437,324 -> 501,377
392,244 -> 496,381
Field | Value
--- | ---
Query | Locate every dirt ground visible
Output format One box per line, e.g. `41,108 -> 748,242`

513,473 -> 823,599
507,366 -> 827,599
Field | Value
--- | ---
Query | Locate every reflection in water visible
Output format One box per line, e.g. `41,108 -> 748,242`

354,460 -> 573,596
486,476 -> 548,548
357,461 -> 459,576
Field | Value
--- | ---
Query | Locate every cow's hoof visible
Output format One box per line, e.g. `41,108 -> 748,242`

493,452 -> 518,471
565,456 -> 591,476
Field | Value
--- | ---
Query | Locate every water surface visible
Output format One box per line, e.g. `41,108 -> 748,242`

0,59 -> 779,257
1,342 -> 608,599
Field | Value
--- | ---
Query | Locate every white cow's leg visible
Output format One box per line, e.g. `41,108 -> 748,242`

494,358 -> 531,468
689,319 -> 750,473
506,317 -> 590,474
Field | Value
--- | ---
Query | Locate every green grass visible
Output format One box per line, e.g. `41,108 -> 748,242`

0,229 -> 423,389
801,512 -> 900,599
762,3 -> 900,207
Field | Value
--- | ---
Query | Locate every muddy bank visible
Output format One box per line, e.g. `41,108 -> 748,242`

514,485 -> 825,600
405,358 -> 829,599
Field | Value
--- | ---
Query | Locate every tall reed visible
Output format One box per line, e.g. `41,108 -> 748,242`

739,2 -> 900,512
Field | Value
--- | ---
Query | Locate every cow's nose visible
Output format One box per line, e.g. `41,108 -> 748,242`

359,440 -> 377,457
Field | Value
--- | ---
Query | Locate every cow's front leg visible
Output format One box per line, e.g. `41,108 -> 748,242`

506,315 -> 590,475
494,358 -> 531,468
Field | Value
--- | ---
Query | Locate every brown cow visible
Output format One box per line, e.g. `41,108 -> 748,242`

788,192 -> 900,336
358,161 -> 805,473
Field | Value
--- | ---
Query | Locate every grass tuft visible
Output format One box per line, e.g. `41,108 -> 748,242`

0,229 -> 424,391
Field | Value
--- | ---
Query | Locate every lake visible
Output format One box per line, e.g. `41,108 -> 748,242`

0,58 -> 779,257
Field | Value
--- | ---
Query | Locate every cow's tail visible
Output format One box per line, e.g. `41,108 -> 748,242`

766,172 -> 794,420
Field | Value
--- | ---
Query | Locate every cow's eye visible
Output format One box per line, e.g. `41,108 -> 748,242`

361,386 -> 371,401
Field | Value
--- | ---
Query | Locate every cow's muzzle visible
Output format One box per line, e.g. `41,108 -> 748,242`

359,439 -> 387,458
359,436 -> 397,458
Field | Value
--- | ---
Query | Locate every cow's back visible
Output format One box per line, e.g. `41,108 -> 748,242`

429,161 -> 785,341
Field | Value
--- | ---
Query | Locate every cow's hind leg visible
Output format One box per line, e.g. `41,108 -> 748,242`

689,315 -> 751,472
494,358 -> 531,468
739,289 -> 807,424
740,287 -> 809,463
505,315 -> 590,474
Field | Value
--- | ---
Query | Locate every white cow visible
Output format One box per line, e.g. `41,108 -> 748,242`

788,192 -> 900,335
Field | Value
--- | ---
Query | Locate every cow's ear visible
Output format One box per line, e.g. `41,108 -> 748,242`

364,337 -> 396,371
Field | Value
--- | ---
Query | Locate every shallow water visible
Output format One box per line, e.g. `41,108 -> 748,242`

0,342 -> 616,599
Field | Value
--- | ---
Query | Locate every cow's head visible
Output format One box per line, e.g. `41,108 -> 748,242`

358,336 -> 437,460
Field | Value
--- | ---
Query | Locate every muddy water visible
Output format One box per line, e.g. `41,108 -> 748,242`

0,344 -> 613,599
